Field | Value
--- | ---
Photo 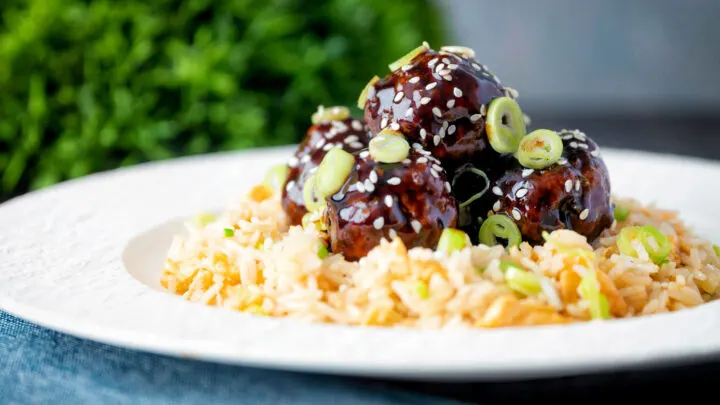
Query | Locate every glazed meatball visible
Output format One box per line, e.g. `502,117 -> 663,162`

282,115 -> 370,226
459,129 -> 614,245
325,145 -> 458,261
361,44 -> 515,168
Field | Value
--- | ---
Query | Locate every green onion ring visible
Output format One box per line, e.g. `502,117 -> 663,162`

485,96 -> 527,154
302,175 -> 324,212
369,129 -> 410,163
639,225 -> 671,264
436,228 -> 468,253
311,105 -> 350,125
451,166 -> 489,209
314,148 -> 355,198
515,129 -> 563,170
415,281 -> 430,299
263,164 -> 289,193
478,214 -> 522,248
357,75 -> 380,109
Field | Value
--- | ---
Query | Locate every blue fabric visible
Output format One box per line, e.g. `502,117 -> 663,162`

0,311 -> 470,405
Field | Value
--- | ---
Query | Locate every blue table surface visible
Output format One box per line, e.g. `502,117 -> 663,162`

3,117 -> 720,404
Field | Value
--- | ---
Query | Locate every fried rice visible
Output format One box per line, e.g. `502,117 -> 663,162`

160,184 -> 720,329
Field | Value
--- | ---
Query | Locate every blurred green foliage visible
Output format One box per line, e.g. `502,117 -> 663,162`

0,0 -> 447,200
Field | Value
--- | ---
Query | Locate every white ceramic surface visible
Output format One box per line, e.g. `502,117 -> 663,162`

1,145 -> 720,382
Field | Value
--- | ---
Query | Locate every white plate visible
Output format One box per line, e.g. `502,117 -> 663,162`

1,145 -> 720,382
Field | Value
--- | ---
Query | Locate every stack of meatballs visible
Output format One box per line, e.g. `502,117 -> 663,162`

278,43 -> 614,261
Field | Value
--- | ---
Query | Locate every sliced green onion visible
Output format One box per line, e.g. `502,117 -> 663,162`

478,214 -> 522,248
613,205 -> 630,222
485,96 -> 527,154
317,243 -> 329,259
578,270 -> 611,320
617,225 -> 671,264
440,45 -> 475,58
388,41 -> 430,72
501,262 -> 542,296
436,228 -> 468,253
369,129 -> 410,163
315,148 -> 355,198
358,75 -> 380,109
303,175 -> 324,212
714,244 -> 720,258
263,164 -> 289,193
194,212 -> 216,227
639,225 -> 671,264
451,166 -> 489,209
311,105 -> 349,124
515,129 -> 563,169
415,281 -> 429,300
223,227 -> 235,237
541,230 -> 596,263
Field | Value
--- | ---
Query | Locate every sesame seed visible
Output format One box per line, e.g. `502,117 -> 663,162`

433,135 -> 441,146
430,169 -> 439,178
364,179 -> 375,192
575,180 -> 581,191
333,121 -> 349,132
516,188 -> 528,198
569,141 -> 579,148
387,177 -> 401,185
470,114 -> 482,123
409,76 -> 420,84
512,208 -> 522,221
493,200 -> 501,211
442,120 -> 448,129
428,58 -> 438,69
401,64 -> 413,72
472,63 -> 481,70
389,229 -> 398,240
411,220 -> 423,233
344,135 -> 359,144
590,149 -> 601,157
492,186 -> 502,196
402,159 -> 411,164
558,158 -> 568,165
442,75 -> 453,81
373,217 -> 385,230
562,134 -> 574,140
438,126 -> 446,138
564,179 -> 572,193
574,132 -> 586,141
445,182 -> 451,192
390,122 -> 400,131
369,170 -> 378,183
505,87 -> 519,98
405,108 -> 414,117
438,69 -> 452,76
442,57 -> 451,64
447,125 -> 456,135
453,87 -> 463,97
425,82 -> 437,90
394,92 -> 405,102
579,209 -> 589,220
432,107 -> 442,117
356,182 -> 366,193
420,97 -> 431,105
288,156 -> 299,167
285,180 -> 295,192
324,130 -> 336,139
446,99 -> 455,108
521,169 -> 533,177
435,63 -> 445,72
417,157 -> 428,164
480,104 -> 487,115
384,195 -> 393,208
380,117 -> 388,128
301,154 -> 311,163
447,64 -> 458,70
412,142 -> 423,150
419,128 -> 427,140
322,143 -> 333,151
351,120 -> 363,131
578,143 -> 589,150
351,142 -> 364,149
420,150 -> 432,156
359,150 -> 370,159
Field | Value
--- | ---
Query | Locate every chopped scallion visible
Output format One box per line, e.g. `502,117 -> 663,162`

578,270 -> 611,320
194,212 -> 216,227
436,228 -> 468,254
315,148 -> 355,198
317,243 -> 329,259
223,228 -> 235,237
478,214 -> 522,248
613,205 -> 630,222
415,281 -> 429,300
